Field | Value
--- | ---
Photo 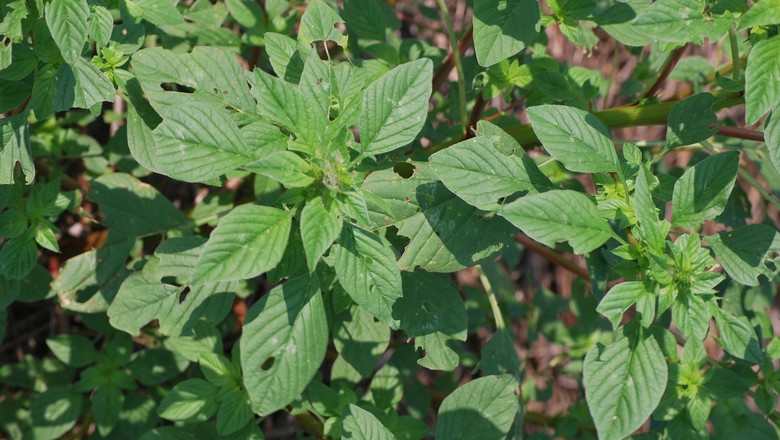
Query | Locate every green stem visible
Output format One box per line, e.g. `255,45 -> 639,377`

476,265 -> 506,330
435,0 -> 468,135
728,26 -> 741,81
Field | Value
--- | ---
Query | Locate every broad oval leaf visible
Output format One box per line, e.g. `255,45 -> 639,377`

583,330 -> 667,440
500,190 -> 614,254
665,93 -> 719,148
527,105 -> 619,173
334,224 -> 402,327
597,281 -> 652,329
739,0 -> 780,30
342,404 -> 397,440
359,58 -> 433,157
745,36 -> 780,125
193,205 -> 292,283
671,151 -> 739,228
711,305 -> 764,364
45,0 -> 90,64
240,275 -> 328,416
473,0 -> 540,67
435,375 -> 519,440
705,224 -> 779,287
157,379 -> 219,423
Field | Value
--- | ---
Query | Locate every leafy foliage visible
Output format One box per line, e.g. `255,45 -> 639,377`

1,0 -> 780,439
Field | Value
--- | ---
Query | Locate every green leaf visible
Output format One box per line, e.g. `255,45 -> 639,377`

107,269 -> 178,336
246,68 -> 325,146
93,385 -> 124,437
430,136 -> 554,211
435,375 -> 519,440
216,388 -> 253,436
745,36 -> 780,125
298,0 -> 347,48
671,151 -> 739,228
31,386 -> 83,440
597,281 -> 653,329
738,0 -> 780,30
226,0 -> 265,28
472,0 -> 540,67
633,164 -> 669,253
200,353 -> 238,387
393,271 -> 467,371
342,0 -> 401,41
193,205 -> 292,283
583,328 -> 667,440
767,111 -> 780,173
158,379 -> 220,423
45,0 -> 89,64
362,163 -> 514,272
240,275 -> 328,416
333,304 -> 390,377
300,195 -> 341,272
706,224 -> 779,286
500,190 -> 614,254
334,224 -> 402,327
665,93 -> 719,148
359,59 -> 432,157
128,348 -> 189,385
265,33 -> 304,84
124,0 -> 184,27
88,6 -> 113,47
0,230 -> 37,280
243,151 -> 314,188
342,404 -> 397,440
0,111 -> 34,184
0,209 -> 27,238
527,105 -> 619,173
473,328 -> 521,377
90,173 -> 190,238
54,57 -> 115,111
46,335 -> 97,367
628,0 -> 731,45
711,306 -> 764,364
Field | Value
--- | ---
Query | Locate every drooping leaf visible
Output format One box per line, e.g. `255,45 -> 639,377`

500,190 -> 614,254
671,151 -> 739,228
342,404 -> 397,440
527,105 -> 620,173
745,36 -> 780,125
193,205 -> 292,283
435,375 -> 519,440
300,195 -> 341,272
45,0 -> 90,64
393,271 -> 467,371
0,111 -> 34,184
359,59 -> 432,157
334,224 -> 402,327
665,93 -> 719,148
705,224 -> 779,286
472,0 -> 540,67
240,275 -> 328,416
583,328 -> 668,440
597,281 -> 654,329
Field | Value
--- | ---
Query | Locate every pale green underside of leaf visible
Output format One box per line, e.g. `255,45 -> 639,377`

394,271 -> 467,371
597,282 -> 652,329
300,196 -> 341,272
359,58 -> 432,156
500,190 -> 614,254
472,0 -> 540,67
46,0 -> 90,64
745,36 -> 780,125
671,151 -> 739,228
193,205 -> 292,283
584,331 -> 667,440
435,375 -> 519,440
705,224 -> 779,287
430,136 -> 553,211
527,105 -> 619,173
342,404 -> 397,440
334,224 -> 402,327
240,275 -> 328,416
0,111 -> 34,184
362,163 -> 514,272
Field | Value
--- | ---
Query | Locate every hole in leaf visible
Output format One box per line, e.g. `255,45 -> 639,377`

178,286 -> 191,304
260,357 -> 275,371
161,83 -> 195,94
393,162 -> 415,179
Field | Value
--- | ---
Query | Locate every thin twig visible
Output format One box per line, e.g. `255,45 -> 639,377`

476,265 -> 506,329
435,0 -> 468,134
431,26 -> 473,91
514,233 -> 590,281
637,44 -> 689,102
718,126 -> 764,142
